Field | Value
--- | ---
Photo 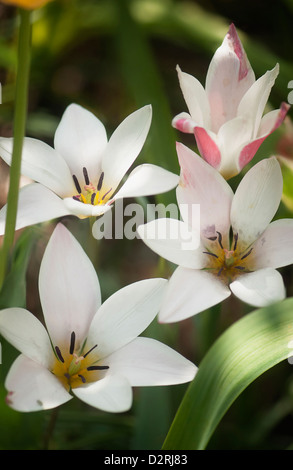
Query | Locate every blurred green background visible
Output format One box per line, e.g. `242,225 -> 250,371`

0,0 -> 293,450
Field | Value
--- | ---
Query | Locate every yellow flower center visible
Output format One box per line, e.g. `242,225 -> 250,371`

52,332 -> 109,391
203,231 -> 253,283
72,168 -> 113,206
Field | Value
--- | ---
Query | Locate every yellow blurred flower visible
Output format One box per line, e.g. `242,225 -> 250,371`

1,0 -> 52,9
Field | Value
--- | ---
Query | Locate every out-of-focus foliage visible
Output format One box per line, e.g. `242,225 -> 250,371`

0,0 -> 292,450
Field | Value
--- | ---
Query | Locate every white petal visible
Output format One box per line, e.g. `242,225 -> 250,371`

39,223 -> 101,350
176,143 -> 233,245
230,268 -> 286,307
137,218 -> 204,269
176,65 -> 210,127
62,196 -> 112,218
105,337 -> 197,386
237,64 -> 279,137
251,219 -> 293,269
87,278 -> 167,358
0,308 -> 53,368
205,24 -> 255,133
54,103 -> 108,183
0,137 -> 75,197
159,267 -> 231,323
231,157 -> 283,247
0,183 -> 71,235
5,355 -> 72,412
101,105 -> 152,192
114,164 -> 179,200
73,374 -> 132,413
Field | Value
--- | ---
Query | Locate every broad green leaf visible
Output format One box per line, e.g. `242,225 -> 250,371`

162,297 -> 293,450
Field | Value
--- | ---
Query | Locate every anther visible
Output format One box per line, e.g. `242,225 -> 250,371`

233,233 -> 239,251
235,266 -> 245,270
83,167 -> 90,185
102,188 -> 112,201
91,193 -> 96,205
83,344 -> 98,359
78,374 -> 86,383
55,346 -> 65,363
241,247 -> 253,260
72,195 -> 81,201
216,231 -> 223,249
70,331 -> 76,355
87,365 -> 109,371
97,172 -> 104,191
203,251 -> 219,258
207,236 -> 218,241
73,175 -> 81,194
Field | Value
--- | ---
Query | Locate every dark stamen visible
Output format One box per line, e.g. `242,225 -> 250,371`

217,267 -> 224,277
83,344 -> 98,359
233,233 -> 239,251
216,231 -> 223,249
235,266 -> 245,270
73,175 -> 81,194
64,373 -> 70,379
83,167 -> 90,185
55,346 -> 64,363
91,192 -> 96,205
102,188 -> 112,201
241,247 -> 253,260
207,236 -> 217,241
78,374 -> 86,383
70,331 -> 76,355
203,251 -> 219,258
87,365 -> 109,371
72,195 -> 80,201
97,172 -> 104,191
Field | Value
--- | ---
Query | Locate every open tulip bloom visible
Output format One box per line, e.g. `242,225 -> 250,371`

172,23 -> 290,179
0,224 -> 196,412
0,104 -> 179,234
137,143 -> 293,323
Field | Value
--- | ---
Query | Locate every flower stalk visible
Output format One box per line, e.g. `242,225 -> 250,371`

0,8 -> 32,289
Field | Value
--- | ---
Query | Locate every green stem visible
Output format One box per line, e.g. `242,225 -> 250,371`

0,9 -> 32,289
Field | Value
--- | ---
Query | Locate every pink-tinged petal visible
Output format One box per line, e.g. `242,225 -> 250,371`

238,102 -> 290,171
172,112 -> 197,134
176,143 -> 233,245
54,103 -> 108,184
176,65 -> 210,127
230,268 -> 286,307
0,183 -> 71,236
86,278 -> 167,359
237,64 -> 279,137
105,337 -> 197,386
113,164 -> 179,201
231,157 -> 283,248
73,374 -> 132,413
193,127 -> 221,169
251,219 -> 293,269
39,224 -> 101,350
206,23 -> 255,133
158,267 -> 231,323
62,196 -> 112,218
101,105 -> 152,193
0,137 -> 75,197
5,355 -> 72,412
0,308 -> 54,368
137,219 -> 205,269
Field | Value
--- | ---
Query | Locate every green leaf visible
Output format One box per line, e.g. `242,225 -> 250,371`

162,297 -> 293,450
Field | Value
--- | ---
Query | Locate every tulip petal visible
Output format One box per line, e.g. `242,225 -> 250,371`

87,278 -> 167,358
101,105 -> 152,192
230,268 -> 286,307
0,308 -> 53,368
0,137 -> 75,197
251,219 -> 293,269
0,183 -> 71,235
39,224 -> 101,350
137,218 -> 204,269
176,143 -> 233,245
62,196 -> 112,218
231,157 -> 283,248
73,374 -> 132,413
176,65 -> 210,127
206,23 -> 255,133
172,112 -> 198,134
113,164 -> 179,200
5,355 -> 72,412
159,267 -> 231,323
54,103 -> 108,184
105,337 -> 197,386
